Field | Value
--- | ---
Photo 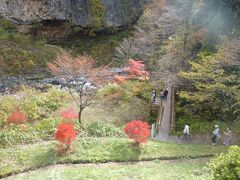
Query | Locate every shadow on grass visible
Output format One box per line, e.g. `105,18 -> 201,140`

109,141 -> 142,162
32,147 -> 58,167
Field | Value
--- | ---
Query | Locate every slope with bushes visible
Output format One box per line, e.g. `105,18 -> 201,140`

0,18 -> 58,75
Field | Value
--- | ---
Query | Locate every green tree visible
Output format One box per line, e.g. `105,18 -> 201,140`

178,53 -> 239,121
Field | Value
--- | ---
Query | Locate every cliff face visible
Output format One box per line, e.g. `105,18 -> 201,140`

0,0 -> 143,28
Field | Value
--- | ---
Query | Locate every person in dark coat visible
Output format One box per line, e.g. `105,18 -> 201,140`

163,88 -> 168,100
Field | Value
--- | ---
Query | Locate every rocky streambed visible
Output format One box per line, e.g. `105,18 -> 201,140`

0,68 -> 123,94
0,75 -> 63,94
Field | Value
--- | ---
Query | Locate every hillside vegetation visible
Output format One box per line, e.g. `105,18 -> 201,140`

0,18 -> 57,75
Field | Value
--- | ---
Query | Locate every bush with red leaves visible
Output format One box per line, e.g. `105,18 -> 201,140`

124,120 -> 150,144
124,59 -> 149,79
114,59 -> 149,83
60,108 -> 78,121
7,110 -> 27,125
55,123 -> 77,145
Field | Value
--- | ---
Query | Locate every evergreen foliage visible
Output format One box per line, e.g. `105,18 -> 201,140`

178,51 -> 240,122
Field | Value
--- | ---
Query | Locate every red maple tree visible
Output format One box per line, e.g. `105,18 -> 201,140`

124,120 -> 150,144
114,59 -> 149,83
60,108 -> 78,121
125,59 -> 149,78
55,123 -> 77,145
7,110 -> 27,125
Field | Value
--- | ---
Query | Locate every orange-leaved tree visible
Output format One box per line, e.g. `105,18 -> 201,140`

124,120 -> 150,145
48,53 -> 113,124
114,59 -> 149,83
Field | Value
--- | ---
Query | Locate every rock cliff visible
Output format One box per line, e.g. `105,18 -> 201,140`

0,0 -> 143,29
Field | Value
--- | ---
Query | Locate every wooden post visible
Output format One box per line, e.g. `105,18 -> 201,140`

171,86 -> 176,130
151,123 -> 155,140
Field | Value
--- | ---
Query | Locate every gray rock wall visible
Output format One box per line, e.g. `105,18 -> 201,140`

0,0 -> 143,28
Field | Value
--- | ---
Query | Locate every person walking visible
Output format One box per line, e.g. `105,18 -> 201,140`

164,88 -> 168,100
223,128 -> 232,146
181,124 -> 190,141
160,91 -> 165,102
212,125 -> 221,145
151,90 -> 157,103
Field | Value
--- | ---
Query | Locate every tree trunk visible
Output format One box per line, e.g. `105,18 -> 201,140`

78,108 -> 83,124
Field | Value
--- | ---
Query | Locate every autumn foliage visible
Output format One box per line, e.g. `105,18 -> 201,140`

114,75 -> 127,83
47,53 -> 112,87
124,120 -> 150,144
55,123 -> 77,145
114,59 -> 149,83
7,110 -> 27,125
60,108 -> 78,121
48,53 -> 113,124
125,59 -> 149,79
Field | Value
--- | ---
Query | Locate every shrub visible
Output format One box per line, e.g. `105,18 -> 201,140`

20,88 -> 69,120
209,146 -> 240,180
233,120 -> 240,134
130,81 -> 152,101
0,125 -> 40,148
87,121 -> 125,137
175,117 -> 229,134
60,108 -> 78,121
40,88 -> 69,114
0,117 -> 61,148
7,110 -> 27,125
97,83 -> 123,100
97,82 -> 152,102
124,120 -> 150,144
20,97 -> 41,121
55,123 -> 77,145
114,75 -> 127,83
34,117 -> 61,140
0,96 -> 16,126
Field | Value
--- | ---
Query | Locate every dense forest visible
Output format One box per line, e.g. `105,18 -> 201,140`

174,0 -> 240,132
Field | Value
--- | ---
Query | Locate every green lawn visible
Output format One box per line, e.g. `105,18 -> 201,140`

10,159 -> 211,180
0,138 -> 227,178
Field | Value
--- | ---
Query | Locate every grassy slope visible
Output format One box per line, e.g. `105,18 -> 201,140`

83,97 -> 149,126
11,159 -> 211,180
0,137 -> 227,178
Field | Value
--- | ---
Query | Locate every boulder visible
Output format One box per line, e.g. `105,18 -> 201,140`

0,0 -> 143,29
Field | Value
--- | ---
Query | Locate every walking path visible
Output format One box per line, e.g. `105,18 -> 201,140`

153,79 -> 181,143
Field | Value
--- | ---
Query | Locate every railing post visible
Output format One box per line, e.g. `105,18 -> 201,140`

170,85 -> 176,130
151,123 -> 155,140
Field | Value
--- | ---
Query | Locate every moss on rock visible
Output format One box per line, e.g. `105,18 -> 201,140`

89,0 -> 105,31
